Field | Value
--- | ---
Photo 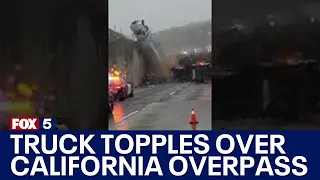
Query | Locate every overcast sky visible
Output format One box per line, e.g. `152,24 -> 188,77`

108,0 -> 212,36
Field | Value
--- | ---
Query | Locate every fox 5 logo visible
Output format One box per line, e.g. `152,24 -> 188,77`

10,117 -> 56,130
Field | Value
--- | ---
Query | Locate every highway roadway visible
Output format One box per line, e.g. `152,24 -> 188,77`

109,82 -> 212,130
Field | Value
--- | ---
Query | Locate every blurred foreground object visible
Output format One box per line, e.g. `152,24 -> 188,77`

0,101 -> 34,114
17,83 -> 33,98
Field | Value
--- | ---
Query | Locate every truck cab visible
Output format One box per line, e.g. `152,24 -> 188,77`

130,20 -> 150,41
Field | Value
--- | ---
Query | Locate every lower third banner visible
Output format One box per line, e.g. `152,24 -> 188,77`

0,131 -> 318,179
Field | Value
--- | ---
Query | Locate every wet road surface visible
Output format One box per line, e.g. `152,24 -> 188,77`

109,82 -> 212,130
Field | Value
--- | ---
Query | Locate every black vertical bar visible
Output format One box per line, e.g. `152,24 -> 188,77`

211,0 -> 215,130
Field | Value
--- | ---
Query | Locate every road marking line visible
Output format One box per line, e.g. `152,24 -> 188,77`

146,102 -> 156,107
114,83 -> 188,124
116,110 -> 139,124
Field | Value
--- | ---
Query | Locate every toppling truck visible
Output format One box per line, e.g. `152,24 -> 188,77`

129,20 -> 167,81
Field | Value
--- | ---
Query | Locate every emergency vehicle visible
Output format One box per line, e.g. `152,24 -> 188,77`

192,61 -> 211,83
108,68 -> 134,101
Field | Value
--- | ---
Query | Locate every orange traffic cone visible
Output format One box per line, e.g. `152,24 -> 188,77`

189,109 -> 198,124
191,123 -> 197,130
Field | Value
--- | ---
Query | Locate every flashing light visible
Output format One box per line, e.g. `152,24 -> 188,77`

0,101 -> 33,111
114,70 -> 120,76
196,60 -> 206,66
17,83 -> 33,98
109,76 -> 120,81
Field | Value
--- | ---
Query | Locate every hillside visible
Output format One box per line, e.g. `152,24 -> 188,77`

152,20 -> 212,56
214,1 -> 320,30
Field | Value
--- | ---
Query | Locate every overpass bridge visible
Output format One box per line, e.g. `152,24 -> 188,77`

108,29 -> 167,86
108,29 -> 146,86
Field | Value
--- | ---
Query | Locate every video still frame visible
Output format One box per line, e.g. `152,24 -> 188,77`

108,0 -> 212,130
212,0 -> 320,130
